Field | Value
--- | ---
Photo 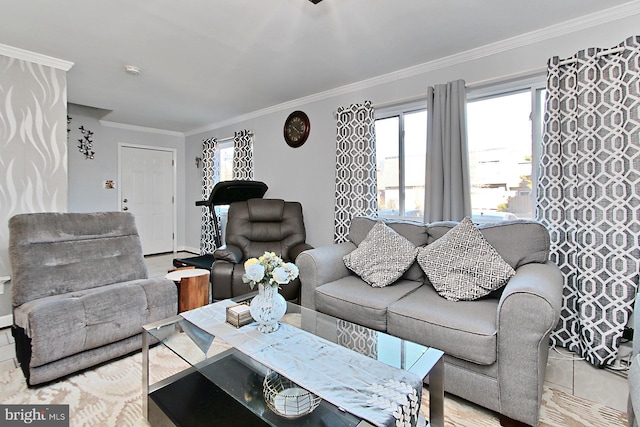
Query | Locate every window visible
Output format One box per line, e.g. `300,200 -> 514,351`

374,78 -> 545,223
375,105 -> 427,219
216,141 -> 235,243
467,84 -> 545,222
219,142 -> 234,181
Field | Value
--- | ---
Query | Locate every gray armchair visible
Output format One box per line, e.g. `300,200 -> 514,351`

9,212 -> 177,385
211,199 -> 312,302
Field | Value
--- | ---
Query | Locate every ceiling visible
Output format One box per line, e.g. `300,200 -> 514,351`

1,0 -> 636,133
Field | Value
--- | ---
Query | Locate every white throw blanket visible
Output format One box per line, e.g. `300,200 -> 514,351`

181,300 -> 422,427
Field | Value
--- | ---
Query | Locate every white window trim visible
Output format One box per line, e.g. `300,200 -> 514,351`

375,100 -> 427,120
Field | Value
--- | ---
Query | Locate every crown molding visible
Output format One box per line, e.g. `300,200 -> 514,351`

100,120 -> 185,137
0,43 -> 73,71
187,0 -> 640,135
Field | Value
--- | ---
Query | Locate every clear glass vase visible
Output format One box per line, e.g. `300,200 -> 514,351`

250,283 -> 287,333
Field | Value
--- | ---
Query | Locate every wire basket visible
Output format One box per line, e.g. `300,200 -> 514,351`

263,371 -> 321,418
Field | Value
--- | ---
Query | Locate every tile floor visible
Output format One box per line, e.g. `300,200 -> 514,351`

0,251 -> 631,414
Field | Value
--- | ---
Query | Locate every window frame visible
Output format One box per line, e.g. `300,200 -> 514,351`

466,76 -> 546,221
375,100 -> 427,220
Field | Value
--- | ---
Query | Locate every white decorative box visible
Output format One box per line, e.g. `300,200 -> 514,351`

226,302 -> 253,328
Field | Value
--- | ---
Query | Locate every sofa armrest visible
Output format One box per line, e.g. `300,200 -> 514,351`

496,261 -> 563,422
290,243 -> 314,263
296,242 -> 356,310
213,244 -> 243,264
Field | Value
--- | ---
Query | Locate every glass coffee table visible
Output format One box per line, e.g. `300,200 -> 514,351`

143,300 -> 444,427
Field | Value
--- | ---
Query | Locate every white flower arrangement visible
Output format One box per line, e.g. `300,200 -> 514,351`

242,251 -> 299,289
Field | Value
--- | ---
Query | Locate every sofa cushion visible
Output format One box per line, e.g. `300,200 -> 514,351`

427,219 -> 550,269
417,217 -> 515,301
343,221 -> 417,288
348,217 -> 428,281
315,276 -> 422,331
13,279 -> 176,367
387,285 -> 499,365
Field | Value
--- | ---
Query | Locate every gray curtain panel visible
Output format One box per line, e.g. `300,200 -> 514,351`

537,35 -> 640,366
423,79 -> 471,223
334,101 -> 378,243
200,137 -> 220,255
233,129 -> 255,180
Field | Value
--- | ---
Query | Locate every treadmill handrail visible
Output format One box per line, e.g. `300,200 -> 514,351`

196,180 -> 268,248
196,180 -> 268,208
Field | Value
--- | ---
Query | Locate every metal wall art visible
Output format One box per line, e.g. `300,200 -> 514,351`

67,116 -> 95,159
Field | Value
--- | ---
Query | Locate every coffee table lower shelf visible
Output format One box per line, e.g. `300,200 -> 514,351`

147,350 -> 371,427
149,370 -> 269,427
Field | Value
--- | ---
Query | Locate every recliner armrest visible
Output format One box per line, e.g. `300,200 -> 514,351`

290,243 -> 314,263
213,245 -> 244,264
296,242 -> 356,310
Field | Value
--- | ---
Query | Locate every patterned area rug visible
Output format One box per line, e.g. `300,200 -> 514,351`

0,344 -> 628,427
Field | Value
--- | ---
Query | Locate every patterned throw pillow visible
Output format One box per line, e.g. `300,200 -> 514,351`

417,217 -> 516,301
343,221 -> 418,288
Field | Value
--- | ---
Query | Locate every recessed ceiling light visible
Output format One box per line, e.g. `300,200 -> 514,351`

124,65 -> 141,76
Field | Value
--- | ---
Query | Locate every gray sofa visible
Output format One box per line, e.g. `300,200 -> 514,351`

9,212 -> 178,386
297,217 -> 563,426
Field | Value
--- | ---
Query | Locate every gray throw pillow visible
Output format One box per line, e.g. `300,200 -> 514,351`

417,216 -> 516,301
343,221 -> 417,288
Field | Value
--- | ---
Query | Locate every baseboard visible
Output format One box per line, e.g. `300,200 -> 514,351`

0,314 -> 13,329
178,246 -> 200,254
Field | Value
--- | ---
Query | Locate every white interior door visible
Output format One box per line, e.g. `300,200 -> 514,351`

120,145 -> 175,255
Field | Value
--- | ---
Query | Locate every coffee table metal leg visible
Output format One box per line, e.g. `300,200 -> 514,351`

427,357 -> 445,427
142,328 -> 150,420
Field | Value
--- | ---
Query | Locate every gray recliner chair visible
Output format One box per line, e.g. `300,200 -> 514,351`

210,198 -> 312,302
9,212 -> 177,385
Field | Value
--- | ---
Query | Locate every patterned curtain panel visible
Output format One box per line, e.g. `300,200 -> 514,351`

233,129 -> 254,180
200,137 -> 220,255
334,101 -> 378,243
537,35 -> 640,366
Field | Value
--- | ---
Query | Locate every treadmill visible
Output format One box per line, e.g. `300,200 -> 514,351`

173,180 -> 268,270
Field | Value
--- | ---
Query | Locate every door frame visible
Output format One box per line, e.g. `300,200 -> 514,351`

117,142 -> 178,253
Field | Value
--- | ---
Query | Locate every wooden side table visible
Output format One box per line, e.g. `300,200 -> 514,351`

166,268 -> 210,313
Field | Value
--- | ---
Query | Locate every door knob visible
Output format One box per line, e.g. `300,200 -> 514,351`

123,207 -> 129,211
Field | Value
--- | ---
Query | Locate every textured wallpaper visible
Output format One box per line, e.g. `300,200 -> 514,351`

0,54 -> 68,310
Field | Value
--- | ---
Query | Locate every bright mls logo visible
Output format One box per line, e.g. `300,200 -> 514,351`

1,405 -> 69,426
